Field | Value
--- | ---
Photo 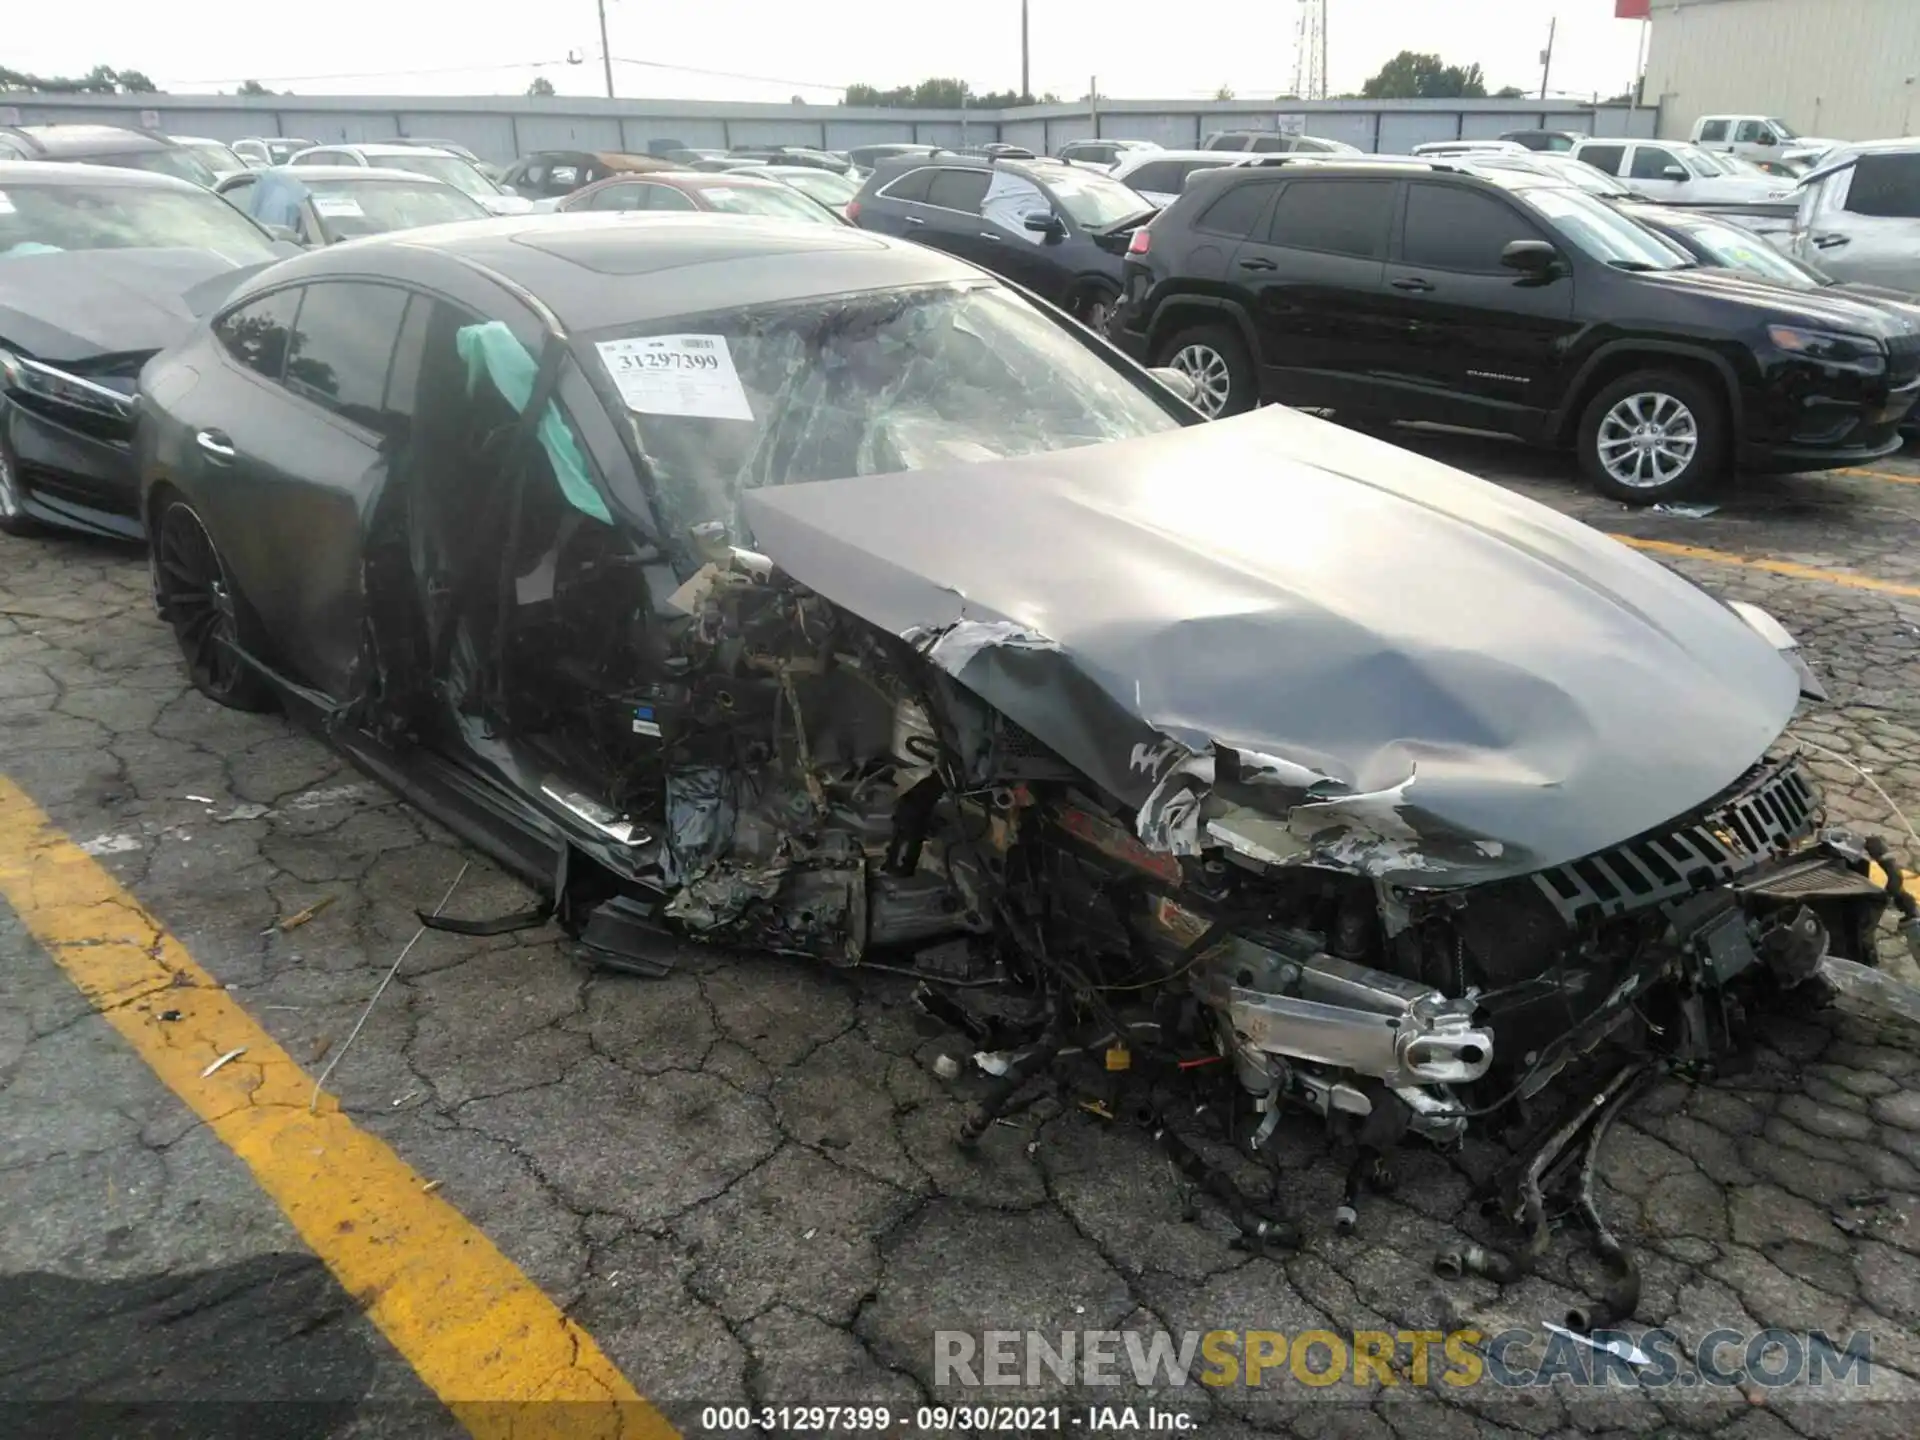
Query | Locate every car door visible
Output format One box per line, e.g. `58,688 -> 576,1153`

1625,143 -> 1691,200
1228,175 -> 1397,408
1574,142 -> 1626,179
1696,119 -> 1732,154
979,170 -> 1075,301
907,167 -> 994,265
1795,154 -> 1920,288
1732,119 -> 1773,161
1378,180 -> 1578,435
190,281 -> 414,698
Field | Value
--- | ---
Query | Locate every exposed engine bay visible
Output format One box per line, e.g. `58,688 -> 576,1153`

480,523 -> 1919,1332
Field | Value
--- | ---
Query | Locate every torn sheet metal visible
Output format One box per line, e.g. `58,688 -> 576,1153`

743,407 -> 1801,885
907,619 -> 1061,678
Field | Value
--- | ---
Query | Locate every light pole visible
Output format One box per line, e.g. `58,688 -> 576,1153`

1021,0 -> 1030,100
597,0 -> 615,98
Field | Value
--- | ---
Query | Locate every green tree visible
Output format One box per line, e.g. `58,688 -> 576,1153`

1214,84 -> 1236,101
1360,51 -> 1488,100
237,79 -> 274,96
0,63 -> 160,94
526,75 -> 555,97
842,78 -> 1038,109
1494,85 -> 1526,99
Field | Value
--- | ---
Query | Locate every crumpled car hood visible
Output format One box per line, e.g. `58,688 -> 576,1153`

0,248 -> 254,363
743,406 -> 1801,887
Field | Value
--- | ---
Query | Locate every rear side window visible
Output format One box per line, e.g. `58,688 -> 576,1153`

1193,180 -> 1277,238
1401,184 -> 1535,273
1845,154 -> 1920,218
926,169 -> 991,213
880,167 -> 936,203
1698,120 -> 1729,143
215,287 -> 302,381
284,281 -> 411,430
1250,135 -> 1292,153
1579,144 -> 1626,175
1127,159 -> 1220,194
588,183 -> 648,211
1265,179 -> 1394,259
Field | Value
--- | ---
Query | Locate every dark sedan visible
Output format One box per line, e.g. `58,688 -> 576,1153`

129,214 -> 1891,1235
0,162 -> 287,539
0,124 -> 220,188
847,153 -> 1155,329
553,171 -> 846,223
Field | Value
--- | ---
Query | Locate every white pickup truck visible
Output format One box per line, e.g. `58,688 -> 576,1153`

1689,115 -> 1843,170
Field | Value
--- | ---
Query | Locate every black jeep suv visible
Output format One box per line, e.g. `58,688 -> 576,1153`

849,152 -> 1157,329
1109,160 -> 1920,502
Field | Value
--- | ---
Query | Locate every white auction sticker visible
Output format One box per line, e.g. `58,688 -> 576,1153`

313,194 -> 365,218
595,334 -> 754,421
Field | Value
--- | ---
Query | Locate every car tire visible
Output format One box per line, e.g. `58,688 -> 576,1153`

1577,368 -> 1728,505
1153,323 -> 1255,420
0,432 -> 40,537
152,497 -> 277,713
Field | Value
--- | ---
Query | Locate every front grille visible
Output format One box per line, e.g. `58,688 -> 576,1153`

1886,331 -> 1920,386
1532,756 -> 1819,925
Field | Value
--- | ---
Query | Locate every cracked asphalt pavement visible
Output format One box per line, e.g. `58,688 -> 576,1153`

3,432 -> 1920,1439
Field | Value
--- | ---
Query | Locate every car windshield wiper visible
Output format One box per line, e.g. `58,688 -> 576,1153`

1099,209 -> 1158,232
1608,258 -> 1695,271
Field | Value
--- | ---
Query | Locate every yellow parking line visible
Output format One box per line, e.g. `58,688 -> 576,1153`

1837,467 -> 1920,485
1609,534 -> 1920,600
0,776 -> 677,1440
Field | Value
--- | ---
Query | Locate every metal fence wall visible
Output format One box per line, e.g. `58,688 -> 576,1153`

1,92 -> 1659,163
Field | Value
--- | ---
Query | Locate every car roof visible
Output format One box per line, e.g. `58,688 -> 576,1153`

755,165 -> 852,179
0,158 -> 204,192
310,142 -> 458,157
234,164 -> 460,186
1115,148 -> 1257,165
244,212 -> 979,332
1802,135 -> 1920,182
10,123 -> 176,155
170,135 -> 237,148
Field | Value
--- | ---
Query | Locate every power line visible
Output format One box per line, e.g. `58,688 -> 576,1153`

609,57 -> 846,93
165,59 -> 577,87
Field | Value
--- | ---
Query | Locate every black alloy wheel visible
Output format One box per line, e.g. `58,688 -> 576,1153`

154,500 -> 276,711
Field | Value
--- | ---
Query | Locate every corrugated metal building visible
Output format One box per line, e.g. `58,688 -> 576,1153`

1646,0 -> 1920,141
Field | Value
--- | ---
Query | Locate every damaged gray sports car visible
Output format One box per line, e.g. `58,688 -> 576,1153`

137,214 -> 1920,1323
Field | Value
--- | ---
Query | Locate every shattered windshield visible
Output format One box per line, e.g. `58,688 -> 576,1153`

0,180 -> 278,263
87,148 -> 221,188
1672,216 -> 1818,285
586,282 -> 1184,538
379,152 -> 501,199
696,184 -> 841,223
1037,167 -> 1154,229
308,180 -> 489,238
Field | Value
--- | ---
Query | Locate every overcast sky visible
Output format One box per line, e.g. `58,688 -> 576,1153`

9,1 -> 1647,105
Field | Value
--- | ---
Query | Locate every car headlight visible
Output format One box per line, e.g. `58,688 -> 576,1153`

1767,325 -> 1887,375
0,346 -> 138,423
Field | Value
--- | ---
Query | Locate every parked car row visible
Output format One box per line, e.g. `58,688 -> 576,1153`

3,115 -> 1918,547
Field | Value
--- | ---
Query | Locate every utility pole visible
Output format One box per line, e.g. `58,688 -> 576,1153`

1090,75 -> 1099,137
597,0 -> 616,99
1021,0 -> 1031,100
1538,16 -> 1557,101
